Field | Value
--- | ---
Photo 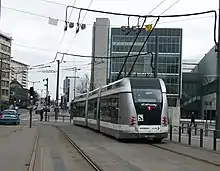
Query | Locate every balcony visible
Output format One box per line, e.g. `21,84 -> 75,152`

0,39 -> 11,47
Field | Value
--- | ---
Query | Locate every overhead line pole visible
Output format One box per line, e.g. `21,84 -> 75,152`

216,0 -> 220,137
55,60 -> 60,121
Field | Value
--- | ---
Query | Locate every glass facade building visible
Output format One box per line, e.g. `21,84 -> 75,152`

109,28 -> 182,105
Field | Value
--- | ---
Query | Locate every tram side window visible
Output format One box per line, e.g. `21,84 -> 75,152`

75,101 -> 86,117
100,94 -> 119,123
111,97 -> 119,124
100,97 -> 111,122
88,98 -> 97,119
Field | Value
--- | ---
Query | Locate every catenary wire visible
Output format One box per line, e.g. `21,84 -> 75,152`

116,17 -> 147,80
66,0 -> 95,52
3,5 -> 217,30
127,17 -> 160,76
150,0 -> 181,23
65,6 -> 218,48
35,0 -> 67,6
59,0 -> 78,46
110,0 -> 167,70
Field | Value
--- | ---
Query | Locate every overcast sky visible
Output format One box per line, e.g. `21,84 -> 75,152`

0,0 -> 218,99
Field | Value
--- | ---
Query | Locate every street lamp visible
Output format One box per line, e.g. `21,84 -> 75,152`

73,67 -> 81,99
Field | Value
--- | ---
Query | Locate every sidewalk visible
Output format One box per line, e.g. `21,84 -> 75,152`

34,124 -> 94,171
0,124 -> 37,171
170,131 -> 220,151
157,140 -> 220,166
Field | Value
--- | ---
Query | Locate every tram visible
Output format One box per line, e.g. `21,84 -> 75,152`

70,77 -> 168,142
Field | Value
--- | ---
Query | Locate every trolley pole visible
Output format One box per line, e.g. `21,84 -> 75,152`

215,0 -> 220,137
55,60 -> 60,121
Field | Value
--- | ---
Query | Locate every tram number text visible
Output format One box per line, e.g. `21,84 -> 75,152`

138,114 -> 144,121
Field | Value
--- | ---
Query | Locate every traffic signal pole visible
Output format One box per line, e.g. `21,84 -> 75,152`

29,87 -> 34,128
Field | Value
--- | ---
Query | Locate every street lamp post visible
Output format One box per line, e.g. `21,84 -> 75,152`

73,67 -> 81,99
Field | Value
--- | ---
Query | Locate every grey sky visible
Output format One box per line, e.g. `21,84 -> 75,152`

0,0 -> 218,99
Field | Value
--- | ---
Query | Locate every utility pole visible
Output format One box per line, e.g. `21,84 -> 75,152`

0,58 -> 2,110
216,1 -> 220,137
55,60 -> 60,121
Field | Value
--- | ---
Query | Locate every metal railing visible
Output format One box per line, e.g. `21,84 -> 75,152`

169,124 -> 220,151
47,114 -> 72,123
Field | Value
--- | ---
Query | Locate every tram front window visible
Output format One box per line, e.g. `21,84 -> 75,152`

132,89 -> 162,103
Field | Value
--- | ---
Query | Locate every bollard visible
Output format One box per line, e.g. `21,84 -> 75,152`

70,117 -> 71,123
48,115 -> 50,122
205,123 -> 208,136
182,123 -> 184,133
170,125 -> 173,141
195,124 -> 197,136
63,116 -> 64,122
200,129 -> 203,148
213,130 -> 217,151
188,127 -> 191,145
179,126 -> 181,143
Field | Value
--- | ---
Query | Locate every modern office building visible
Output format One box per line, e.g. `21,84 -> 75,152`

109,27 -> 182,103
91,19 -> 183,106
0,31 -> 12,102
11,60 -> 29,89
90,18 -> 110,90
63,77 -> 74,108
181,45 -> 218,119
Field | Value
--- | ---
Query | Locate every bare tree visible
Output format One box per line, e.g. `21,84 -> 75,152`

76,74 -> 90,94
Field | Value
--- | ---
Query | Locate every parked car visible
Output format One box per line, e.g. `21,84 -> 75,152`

0,109 -> 20,125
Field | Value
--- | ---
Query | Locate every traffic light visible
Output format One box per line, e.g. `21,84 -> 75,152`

30,87 -> 34,97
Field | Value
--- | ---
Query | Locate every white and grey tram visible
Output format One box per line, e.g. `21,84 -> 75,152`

70,77 -> 168,142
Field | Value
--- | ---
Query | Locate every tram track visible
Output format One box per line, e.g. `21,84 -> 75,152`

55,125 -> 104,171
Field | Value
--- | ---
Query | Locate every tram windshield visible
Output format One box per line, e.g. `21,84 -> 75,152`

132,89 -> 162,103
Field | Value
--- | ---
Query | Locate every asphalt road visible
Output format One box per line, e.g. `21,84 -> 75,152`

59,124 -> 220,171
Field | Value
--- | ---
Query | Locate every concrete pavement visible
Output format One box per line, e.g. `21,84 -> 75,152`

34,124 -> 94,171
59,124 -> 220,171
0,124 -> 37,171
